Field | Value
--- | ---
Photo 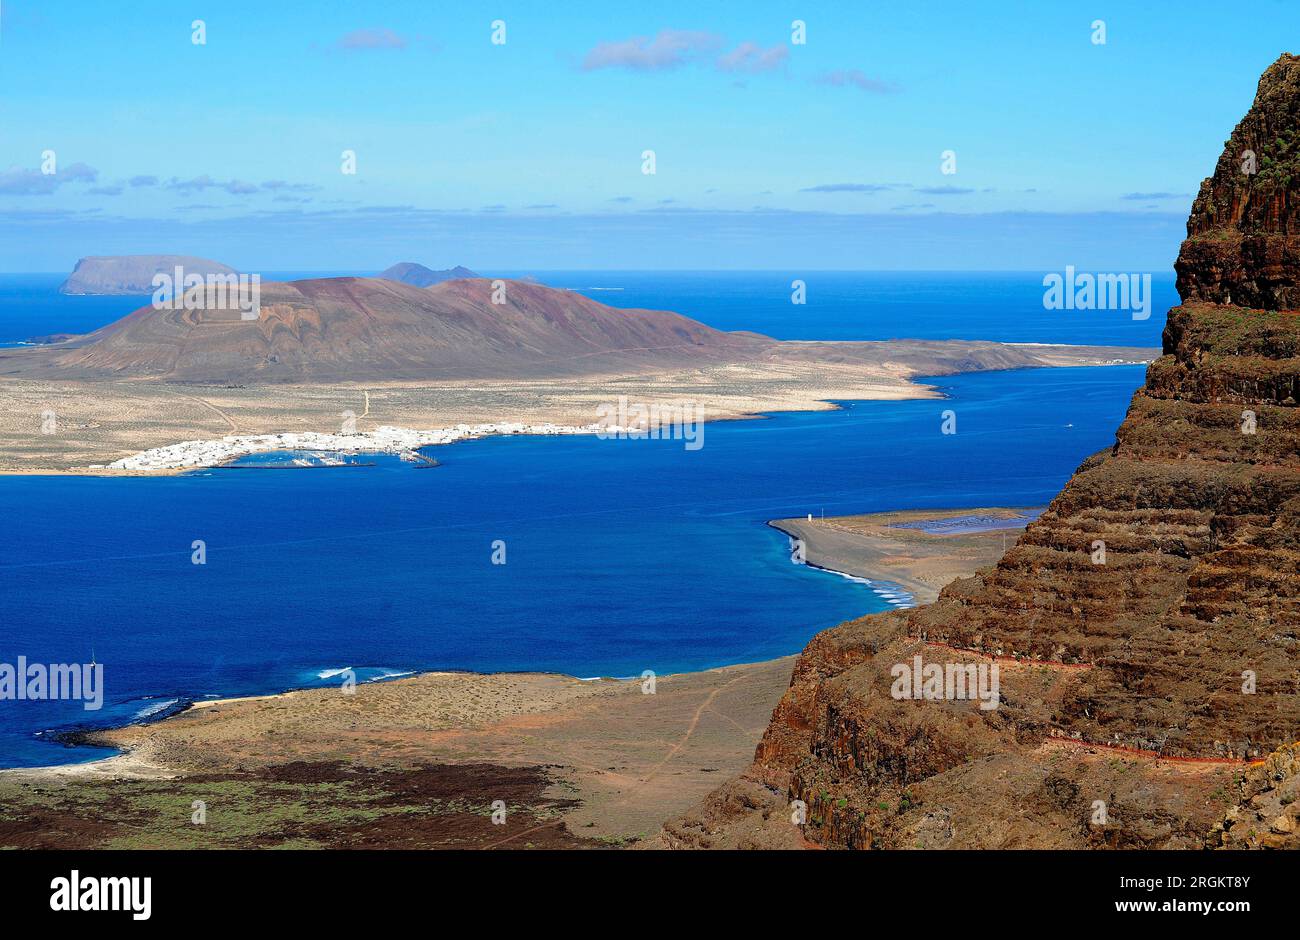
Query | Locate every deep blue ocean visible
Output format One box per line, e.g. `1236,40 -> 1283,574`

0,270 -> 1175,347
0,272 -> 1167,768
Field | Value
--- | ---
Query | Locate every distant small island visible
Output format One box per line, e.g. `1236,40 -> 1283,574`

377,262 -> 478,287
60,255 -> 238,295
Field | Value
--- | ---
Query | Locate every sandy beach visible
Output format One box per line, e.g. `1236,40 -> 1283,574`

771,506 -> 1041,605
0,504 -> 1028,848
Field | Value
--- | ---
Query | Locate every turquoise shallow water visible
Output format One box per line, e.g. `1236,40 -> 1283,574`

0,273 -> 1158,768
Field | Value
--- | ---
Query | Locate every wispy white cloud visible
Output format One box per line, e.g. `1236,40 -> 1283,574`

816,69 -> 899,93
800,182 -> 901,194
164,176 -> 312,197
582,31 -> 794,78
0,163 -> 98,195
1121,191 -> 1189,200
716,41 -> 788,74
61,163 -> 99,182
335,28 -> 409,52
0,205 -> 1188,272
166,175 -> 260,196
800,183 -> 974,197
582,30 -> 723,71
262,180 -> 321,193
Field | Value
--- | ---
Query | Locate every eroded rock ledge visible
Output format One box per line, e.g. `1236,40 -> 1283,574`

666,53 -> 1300,851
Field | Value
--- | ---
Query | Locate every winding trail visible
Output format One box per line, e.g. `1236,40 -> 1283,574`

482,671 -> 760,849
629,674 -> 749,795
177,392 -> 239,434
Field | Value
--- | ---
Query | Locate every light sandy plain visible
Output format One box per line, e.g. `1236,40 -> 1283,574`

0,507 -> 1036,847
0,342 -> 1153,473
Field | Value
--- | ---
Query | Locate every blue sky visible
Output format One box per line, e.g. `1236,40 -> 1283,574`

0,0 -> 1293,271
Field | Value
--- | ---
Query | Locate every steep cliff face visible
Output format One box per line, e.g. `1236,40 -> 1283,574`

905,298 -> 1300,762
1176,54 -> 1300,308
667,55 -> 1300,851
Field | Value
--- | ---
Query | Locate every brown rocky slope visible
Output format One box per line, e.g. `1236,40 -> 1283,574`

2,277 -> 771,383
665,54 -> 1300,851
0,274 -> 1153,387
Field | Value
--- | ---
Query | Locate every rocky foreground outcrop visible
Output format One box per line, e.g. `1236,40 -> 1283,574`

1176,54 -> 1300,310
666,54 -> 1300,851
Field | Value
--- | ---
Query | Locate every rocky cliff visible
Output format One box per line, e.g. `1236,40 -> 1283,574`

667,54 -> 1300,851
59,255 -> 237,295
1176,53 -> 1300,309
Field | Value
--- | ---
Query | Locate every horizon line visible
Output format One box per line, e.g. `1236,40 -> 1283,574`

1,267 -> 1181,277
